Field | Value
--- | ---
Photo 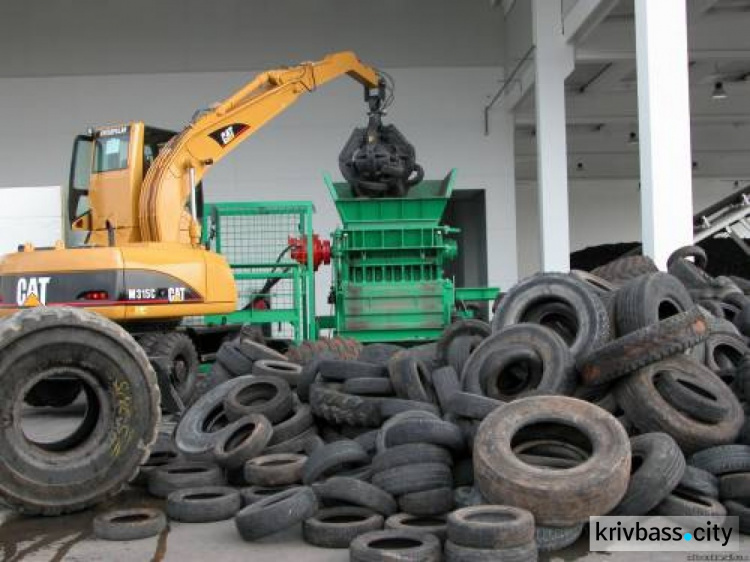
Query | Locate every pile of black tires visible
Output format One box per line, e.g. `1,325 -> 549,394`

4,244 -> 750,561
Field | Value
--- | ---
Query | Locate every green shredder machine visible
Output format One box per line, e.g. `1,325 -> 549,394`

326,168 -> 493,343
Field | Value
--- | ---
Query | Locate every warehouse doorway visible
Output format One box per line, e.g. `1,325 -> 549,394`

443,189 -> 489,317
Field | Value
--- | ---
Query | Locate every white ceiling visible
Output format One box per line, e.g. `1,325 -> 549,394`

0,0 -> 504,77
514,0 -> 750,181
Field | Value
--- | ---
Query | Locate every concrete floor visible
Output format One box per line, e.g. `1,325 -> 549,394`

2,403 -> 749,561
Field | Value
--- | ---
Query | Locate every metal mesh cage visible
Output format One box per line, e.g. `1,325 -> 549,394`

200,201 -> 316,342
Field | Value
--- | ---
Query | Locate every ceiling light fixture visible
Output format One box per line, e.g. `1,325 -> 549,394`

712,81 -> 728,100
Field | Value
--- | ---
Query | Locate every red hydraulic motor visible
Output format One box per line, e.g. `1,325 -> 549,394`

289,234 -> 331,271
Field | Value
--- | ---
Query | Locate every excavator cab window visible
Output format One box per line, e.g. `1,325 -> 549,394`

93,127 -> 130,173
65,135 -> 94,246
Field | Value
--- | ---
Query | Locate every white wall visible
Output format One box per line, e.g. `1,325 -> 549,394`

516,178 -> 737,277
0,66 -> 516,311
0,186 -> 61,255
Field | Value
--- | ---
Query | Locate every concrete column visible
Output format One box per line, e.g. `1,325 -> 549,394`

635,0 -> 693,268
486,107 -> 519,291
532,0 -> 574,271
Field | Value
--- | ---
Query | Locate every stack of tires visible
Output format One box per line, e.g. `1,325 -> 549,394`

3,244 -> 750,561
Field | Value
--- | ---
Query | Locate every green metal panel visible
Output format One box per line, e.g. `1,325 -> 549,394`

325,170 -> 456,228
328,170 -> 467,342
200,201 -> 317,343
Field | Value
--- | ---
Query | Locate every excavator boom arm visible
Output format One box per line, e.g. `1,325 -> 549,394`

139,51 -> 380,243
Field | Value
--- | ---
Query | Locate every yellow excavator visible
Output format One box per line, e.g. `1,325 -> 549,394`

0,52 -> 382,404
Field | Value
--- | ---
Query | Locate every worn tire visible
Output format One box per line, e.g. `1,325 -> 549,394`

320,359 -> 388,381
223,376 -> 294,424
303,506 -> 384,548
614,273 -> 693,336
474,396 -> 631,526
578,307 -> 709,387
139,331 -> 198,401
350,529 -> 442,562
431,366 -> 461,412
371,444 -> 453,475
719,473 -> 750,500
463,324 -> 576,398
437,320 -> 491,366
444,540 -> 538,562
385,513 -> 448,542
344,377 -> 395,397
147,461 -> 224,498
372,463 -> 453,497
302,440 -> 370,484
212,413 -> 273,469
591,255 -> 659,285
678,466 -> 719,499
166,486 -> 241,522
447,505 -> 534,549
268,401 -> 313,445
0,307 -> 160,516
235,486 -> 319,541
312,476 -> 398,515
398,487 -> 454,516
252,359 -> 303,387
216,341 -> 254,376
388,354 -> 437,404
668,246 -> 708,270
535,525 -> 583,552
244,453 -> 306,487
615,357 -> 744,454
492,273 -> 610,359
309,383 -> 383,427
175,377 -> 249,458
654,371 -> 728,424
379,417 -> 464,452
688,445 -> 750,475
447,392 -> 504,421
610,432 -> 685,515
93,508 -> 166,541
286,337 -> 362,365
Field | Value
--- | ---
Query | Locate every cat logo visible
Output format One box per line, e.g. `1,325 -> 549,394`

16,277 -> 51,307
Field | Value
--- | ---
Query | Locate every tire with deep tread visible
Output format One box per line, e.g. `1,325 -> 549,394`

309,383 -> 383,427
0,307 -> 160,516
578,307 -> 709,387
139,331 -> 198,401
591,255 -> 659,285
286,337 -> 362,365
614,273 -> 693,336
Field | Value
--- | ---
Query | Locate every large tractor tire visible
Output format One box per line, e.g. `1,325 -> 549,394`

0,307 -> 160,515
138,331 -> 198,401
286,337 -> 362,365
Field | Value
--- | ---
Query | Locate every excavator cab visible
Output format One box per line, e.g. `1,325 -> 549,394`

65,123 -> 188,248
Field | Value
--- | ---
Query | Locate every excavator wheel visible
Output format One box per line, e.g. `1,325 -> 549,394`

0,307 -> 160,515
138,331 -> 199,402
285,337 -> 363,365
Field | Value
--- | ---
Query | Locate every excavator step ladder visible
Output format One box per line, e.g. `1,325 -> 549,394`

201,201 -> 317,343
694,184 -> 750,256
